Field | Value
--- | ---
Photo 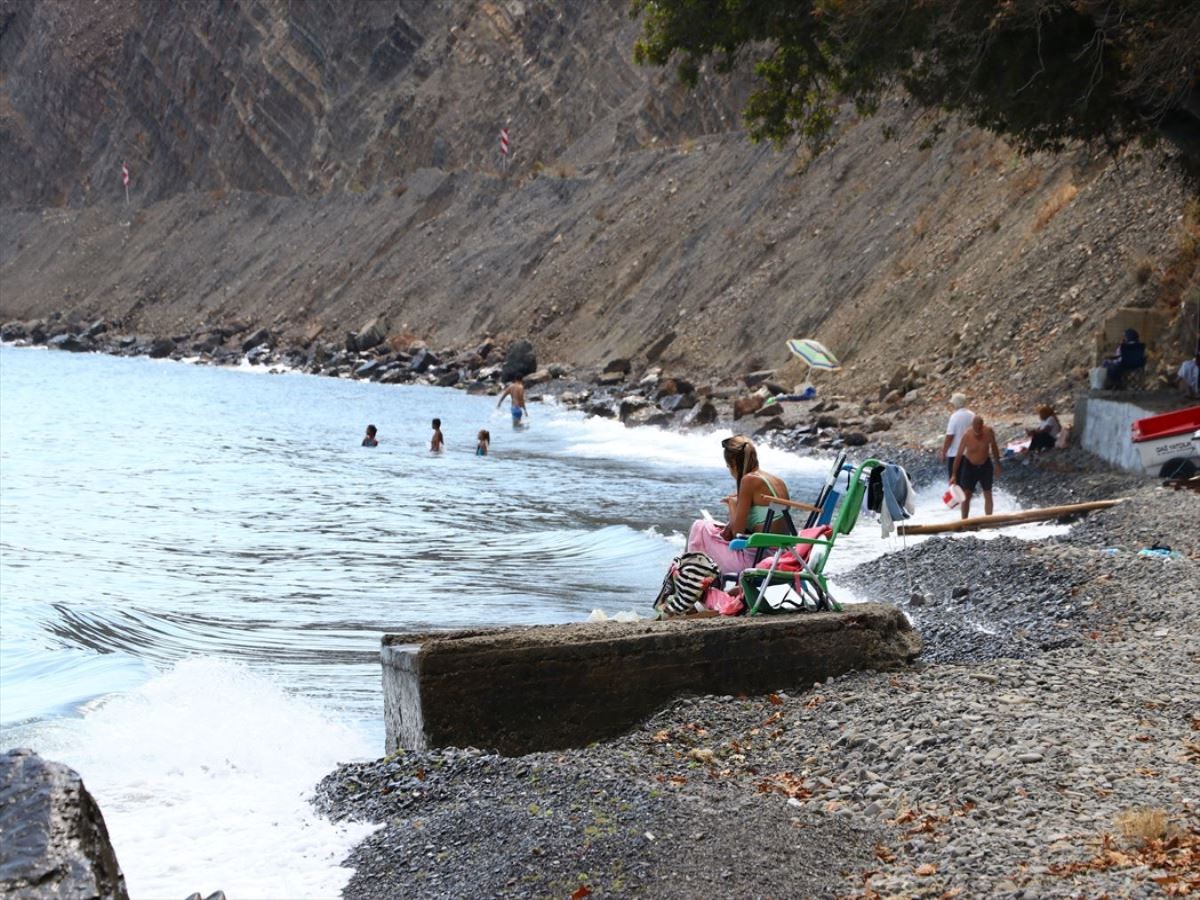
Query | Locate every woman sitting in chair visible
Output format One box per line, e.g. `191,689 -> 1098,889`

686,435 -> 818,574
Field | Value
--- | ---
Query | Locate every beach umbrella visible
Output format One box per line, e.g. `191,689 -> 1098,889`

786,338 -> 842,372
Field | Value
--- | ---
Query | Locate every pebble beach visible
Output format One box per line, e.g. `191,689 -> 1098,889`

315,451 -> 1200,898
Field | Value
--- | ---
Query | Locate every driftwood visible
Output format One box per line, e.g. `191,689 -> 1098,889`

897,498 -> 1126,535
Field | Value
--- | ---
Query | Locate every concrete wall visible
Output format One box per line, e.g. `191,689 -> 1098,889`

1075,396 -> 1156,472
381,604 -> 921,756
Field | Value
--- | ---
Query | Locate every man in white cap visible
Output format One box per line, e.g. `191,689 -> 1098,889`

941,392 -> 974,481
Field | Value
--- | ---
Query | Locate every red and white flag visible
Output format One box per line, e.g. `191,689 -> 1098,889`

499,128 -> 509,157
121,162 -> 130,186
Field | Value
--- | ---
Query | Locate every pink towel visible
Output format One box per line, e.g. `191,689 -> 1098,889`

686,520 -> 756,574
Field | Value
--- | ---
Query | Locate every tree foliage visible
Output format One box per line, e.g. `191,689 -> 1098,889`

631,0 -> 1200,155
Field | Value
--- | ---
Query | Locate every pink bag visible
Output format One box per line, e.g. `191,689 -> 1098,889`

703,586 -> 746,616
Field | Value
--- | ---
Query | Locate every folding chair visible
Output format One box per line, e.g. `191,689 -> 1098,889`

731,458 -> 883,614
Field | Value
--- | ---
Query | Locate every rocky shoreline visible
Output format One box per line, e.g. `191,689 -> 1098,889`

0,315 -> 917,455
313,457 -> 1199,899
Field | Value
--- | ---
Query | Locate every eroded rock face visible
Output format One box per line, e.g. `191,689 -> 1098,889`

0,748 -> 129,900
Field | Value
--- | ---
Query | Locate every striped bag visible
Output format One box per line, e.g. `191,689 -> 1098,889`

654,551 -> 721,617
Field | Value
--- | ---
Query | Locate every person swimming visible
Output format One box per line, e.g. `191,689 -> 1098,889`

430,418 -> 444,452
361,424 -> 378,447
476,429 -> 490,456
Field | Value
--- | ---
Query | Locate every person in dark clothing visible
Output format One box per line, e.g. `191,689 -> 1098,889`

1103,329 -> 1146,389
361,424 -> 378,447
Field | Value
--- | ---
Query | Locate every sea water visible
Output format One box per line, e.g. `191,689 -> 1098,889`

0,344 -> 1059,897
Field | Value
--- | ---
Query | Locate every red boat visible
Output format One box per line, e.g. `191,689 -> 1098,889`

1131,405 -> 1200,475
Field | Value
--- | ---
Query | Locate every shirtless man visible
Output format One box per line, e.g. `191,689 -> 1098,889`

430,418 -> 444,452
496,376 -> 528,427
950,414 -> 1002,519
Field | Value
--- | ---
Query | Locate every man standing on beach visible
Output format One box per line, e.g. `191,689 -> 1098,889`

941,393 -> 974,480
951,414 -> 1002,519
497,376 -> 528,427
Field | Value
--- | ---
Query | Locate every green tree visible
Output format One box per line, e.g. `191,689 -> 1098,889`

631,0 -> 1200,155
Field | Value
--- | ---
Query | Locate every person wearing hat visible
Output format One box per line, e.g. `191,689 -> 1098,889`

1102,328 -> 1147,390
941,393 -> 975,481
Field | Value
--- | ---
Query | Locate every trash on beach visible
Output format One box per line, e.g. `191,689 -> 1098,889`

1100,548 -> 1121,556
1137,547 -> 1182,560
587,609 -> 645,622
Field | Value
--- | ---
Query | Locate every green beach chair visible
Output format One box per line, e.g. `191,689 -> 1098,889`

731,458 -> 883,614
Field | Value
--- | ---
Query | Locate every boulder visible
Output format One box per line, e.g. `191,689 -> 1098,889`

0,748 -> 129,899
501,340 -> 537,381
868,415 -> 893,433
354,360 -> 382,379
602,357 -> 631,375
585,401 -> 616,418
524,367 -> 552,386
435,369 -> 460,387
28,323 -> 48,344
241,328 -> 271,352
842,431 -> 869,447
354,318 -> 388,352
409,348 -> 440,373
743,369 -> 775,388
85,320 -> 108,338
596,371 -> 625,386
547,362 -> 570,379
148,337 -> 176,358
733,394 -> 764,419
47,334 -> 89,352
682,400 -> 718,427
244,345 -> 272,365
752,416 -> 786,436
659,393 -> 696,413
1,321 -> 27,341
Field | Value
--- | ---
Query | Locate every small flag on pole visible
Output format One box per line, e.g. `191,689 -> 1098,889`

122,162 -> 130,186
499,127 -> 509,157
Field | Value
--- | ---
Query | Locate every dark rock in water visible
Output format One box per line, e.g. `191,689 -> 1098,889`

47,333 -> 90,352
85,321 -> 108,338
909,591 -> 926,607
603,357 -> 631,375
682,400 -> 718,427
643,412 -> 675,428
28,323 -> 48,344
952,586 -> 971,600
842,431 -> 869,447
244,345 -> 271,365
354,359 -> 382,378
659,392 -> 696,413
191,333 -> 222,353
585,401 -> 616,418
409,348 -> 439,373
115,334 -> 137,347
240,328 -> 271,352
435,369 -> 460,387
752,415 -> 786,436
1,321 -> 28,341
501,339 -> 537,381
148,337 -> 176,358
619,396 -> 652,422
0,748 -> 129,900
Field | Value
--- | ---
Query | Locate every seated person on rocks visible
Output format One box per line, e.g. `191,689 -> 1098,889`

686,435 -> 818,574
1102,329 -> 1146,389
1025,405 -> 1062,453
1177,347 -> 1200,399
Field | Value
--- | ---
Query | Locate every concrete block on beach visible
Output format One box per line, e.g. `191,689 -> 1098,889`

382,603 -> 921,756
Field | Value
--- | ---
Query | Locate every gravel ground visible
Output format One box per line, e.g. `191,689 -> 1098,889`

315,453 -> 1200,899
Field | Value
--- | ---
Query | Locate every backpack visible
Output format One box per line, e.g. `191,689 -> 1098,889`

654,551 -> 721,617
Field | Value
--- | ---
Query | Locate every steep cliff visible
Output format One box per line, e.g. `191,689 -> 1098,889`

1,0 -> 1195,413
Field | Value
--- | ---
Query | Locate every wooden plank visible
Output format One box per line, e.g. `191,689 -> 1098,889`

897,498 -> 1126,535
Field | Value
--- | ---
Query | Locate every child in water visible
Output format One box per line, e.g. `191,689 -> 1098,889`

361,424 -> 378,447
476,429 -> 490,456
430,418 -> 444,452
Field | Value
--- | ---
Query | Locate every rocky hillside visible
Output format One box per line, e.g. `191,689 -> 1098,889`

1,0 -> 1196,419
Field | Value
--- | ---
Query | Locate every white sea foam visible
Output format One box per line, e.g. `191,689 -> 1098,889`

32,658 -> 376,900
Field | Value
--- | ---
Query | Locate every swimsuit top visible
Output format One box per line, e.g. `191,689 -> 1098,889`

745,475 -> 781,529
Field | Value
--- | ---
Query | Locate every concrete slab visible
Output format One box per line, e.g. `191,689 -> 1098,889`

382,604 -> 921,756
